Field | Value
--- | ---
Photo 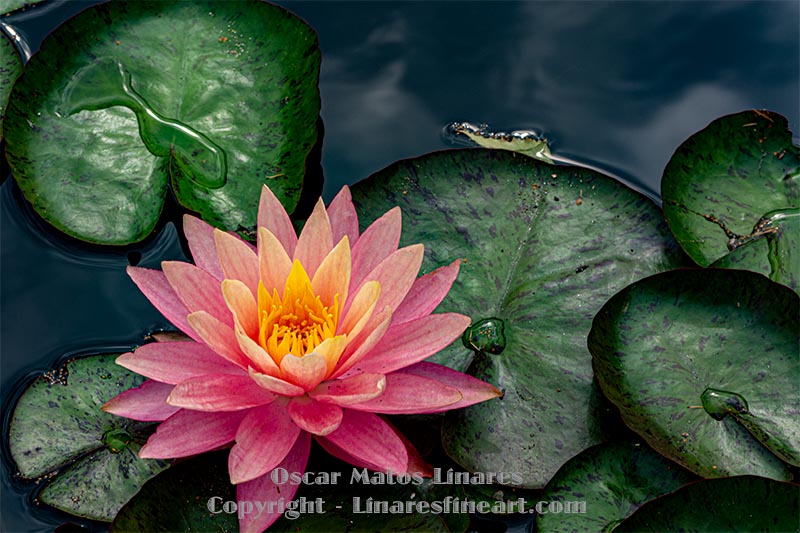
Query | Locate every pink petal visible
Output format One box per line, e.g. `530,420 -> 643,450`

237,432 -> 310,533
162,261 -> 232,327
350,207 -> 401,289
327,186 -> 359,245
347,372 -> 461,414
258,227 -> 293,294
280,353 -> 328,391
187,311 -> 250,369
167,374 -> 275,411
319,410 -> 407,474
127,266 -> 201,342
337,280 -> 379,338
257,185 -> 297,257
229,401 -> 301,484
311,236 -> 351,310
116,342 -> 244,385
139,409 -> 247,459
182,215 -> 224,280
294,198 -> 333,277
103,380 -> 178,421
150,331 -> 192,343
391,260 -> 461,325
400,361 -> 502,412
314,435 -> 381,471
287,397 -> 343,436
248,368 -> 306,396
310,373 -> 386,405
214,229 -> 260,296
354,313 -> 471,375
385,419 -> 434,477
234,329 -> 281,377
333,306 -> 393,378
221,280 -> 259,339
345,245 -> 423,323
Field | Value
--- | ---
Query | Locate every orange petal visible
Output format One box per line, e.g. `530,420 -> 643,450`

294,198 -> 333,277
311,236 -> 351,310
221,279 -> 259,339
310,335 -> 348,376
280,353 -> 328,391
248,367 -> 306,396
233,323 -> 281,377
338,281 -> 379,338
258,227 -> 293,294
187,311 -> 249,368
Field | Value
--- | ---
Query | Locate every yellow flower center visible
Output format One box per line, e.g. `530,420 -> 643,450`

257,260 -> 340,364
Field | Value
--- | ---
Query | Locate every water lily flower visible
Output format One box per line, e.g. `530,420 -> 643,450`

104,185 -> 501,532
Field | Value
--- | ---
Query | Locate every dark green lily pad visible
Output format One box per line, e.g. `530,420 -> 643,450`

350,149 -> 689,488
5,0 -> 321,245
1,30 -> 22,137
613,476 -> 800,532
536,440 -> 697,532
112,448 -> 450,533
661,110 -> 799,290
8,354 -> 169,521
589,269 -> 799,480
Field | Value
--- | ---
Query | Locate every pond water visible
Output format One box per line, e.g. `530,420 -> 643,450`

1,1 -> 798,532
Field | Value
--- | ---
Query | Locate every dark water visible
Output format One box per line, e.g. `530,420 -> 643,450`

1,1 -> 798,532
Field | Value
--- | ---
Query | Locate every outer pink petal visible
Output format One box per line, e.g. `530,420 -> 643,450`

391,260 -> 461,325
116,342 -> 244,385
314,435 -> 381,471
280,353 -> 328,391
229,401 -> 301,484
294,198 -> 334,277
400,362 -> 503,412
354,313 -> 471,375
167,374 -> 275,411
319,410 -> 407,474
221,280 -> 259,339
237,432 -> 310,533
162,261 -> 232,327
139,409 -> 248,459
346,373 -> 461,414
287,397 -> 343,436
327,186 -> 359,246
182,215 -> 224,280
345,244 -> 423,322
102,380 -> 179,421
350,207 -> 401,289
214,229 -> 260,296
310,373 -> 386,405
187,311 -> 250,369
248,368 -> 306,396
127,266 -> 201,342
257,185 -> 298,257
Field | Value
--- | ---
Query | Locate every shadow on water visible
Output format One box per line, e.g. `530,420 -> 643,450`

1,1 -> 798,531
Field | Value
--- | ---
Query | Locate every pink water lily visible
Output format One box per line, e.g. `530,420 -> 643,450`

104,185 -> 501,532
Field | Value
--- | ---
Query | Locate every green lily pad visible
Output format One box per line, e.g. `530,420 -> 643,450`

4,0 -> 321,245
8,354 -> 170,521
661,110 -> 799,289
1,30 -> 22,137
536,440 -> 697,532
112,448 -> 450,533
350,148 -> 689,488
589,269 -> 799,480
613,476 -> 800,532
448,121 -> 553,163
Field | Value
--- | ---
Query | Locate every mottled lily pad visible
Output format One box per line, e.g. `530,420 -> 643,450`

589,269 -> 799,480
613,476 -> 800,532
8,354 -> 169,521
4,0 -> 321,244
536,440 -> 697,532
661,110 -> 799,291
1,30 -> 23,137
350,149 -> 689,488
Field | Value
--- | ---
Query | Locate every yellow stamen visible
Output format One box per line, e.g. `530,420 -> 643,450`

257,260 -> 340,365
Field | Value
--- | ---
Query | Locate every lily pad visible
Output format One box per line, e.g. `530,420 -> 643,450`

112,448 -> 450,533
350,148 -> 689,488
613,476 -> 800,532
448,121 -> 553,163
661,110 -> 799,288
4,0 -> 321,245
8,354 -> 170,521
589,269 -> 799,480
536,440 -> 697,532
1,30 -> 22,137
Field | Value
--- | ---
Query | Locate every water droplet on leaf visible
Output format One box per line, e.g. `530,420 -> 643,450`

700,388 -> 749,420
462,317 -> 506,355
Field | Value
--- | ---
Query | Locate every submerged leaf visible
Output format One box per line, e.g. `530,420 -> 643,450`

350,148 -> 689,488
8,354 -> 169,521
